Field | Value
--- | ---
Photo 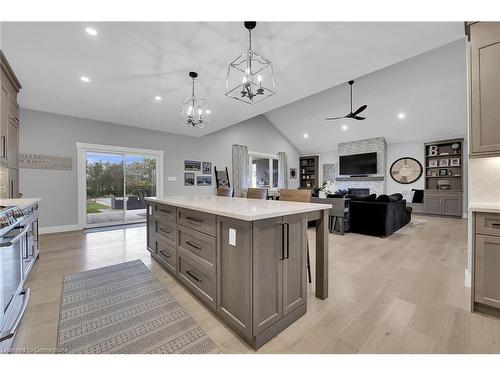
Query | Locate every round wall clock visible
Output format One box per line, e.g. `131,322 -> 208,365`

390,157 -> 423,184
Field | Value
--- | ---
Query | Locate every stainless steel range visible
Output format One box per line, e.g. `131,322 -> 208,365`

0,204 -> 39,353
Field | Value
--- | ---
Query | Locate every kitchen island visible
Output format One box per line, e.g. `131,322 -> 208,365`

145,195 -> 331,349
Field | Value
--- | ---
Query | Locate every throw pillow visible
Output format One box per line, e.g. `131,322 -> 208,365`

412,189 -> 424,203
390,193 -> 403,201
350,193 -> 377,202
376,194 -> 391,202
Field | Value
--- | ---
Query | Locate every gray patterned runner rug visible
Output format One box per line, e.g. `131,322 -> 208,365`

56,259 -> 219,354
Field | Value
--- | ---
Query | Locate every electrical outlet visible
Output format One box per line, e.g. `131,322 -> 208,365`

229,228 -> 236,246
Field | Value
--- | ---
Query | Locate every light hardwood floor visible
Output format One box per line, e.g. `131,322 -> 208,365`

12,215 -> 500,353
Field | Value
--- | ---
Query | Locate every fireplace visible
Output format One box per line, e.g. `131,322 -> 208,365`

348,188 -> 370,197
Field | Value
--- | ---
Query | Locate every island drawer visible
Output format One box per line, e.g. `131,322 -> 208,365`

476,213 -> 500,237
178,225 -> 216,272
177,208 -> 216,237
155,217 -> 176,246
155,239 -> 176,274
177,253 -> 216,308
154,204 -> 176,223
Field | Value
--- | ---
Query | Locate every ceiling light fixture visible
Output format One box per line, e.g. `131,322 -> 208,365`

85,27 -> 98,36
154,96 -> 162,101
179,71 -> 210,128
398,112 -> 406,119
80,76 -> 91,83
303,133 -> 309,138
225,21 -> 276,105
341,124 -> 348,131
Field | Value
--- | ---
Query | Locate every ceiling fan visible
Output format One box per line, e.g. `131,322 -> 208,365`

326,80 -> 367,121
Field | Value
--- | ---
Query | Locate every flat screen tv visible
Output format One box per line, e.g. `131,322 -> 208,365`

339,152 -> 377,175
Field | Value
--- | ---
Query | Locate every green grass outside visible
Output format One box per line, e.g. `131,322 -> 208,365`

87,201 -> 110,214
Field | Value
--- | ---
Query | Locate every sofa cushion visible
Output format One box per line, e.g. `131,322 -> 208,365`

349,193 -> 376,202
390,193 -> 403,201
376,194 -> 391,202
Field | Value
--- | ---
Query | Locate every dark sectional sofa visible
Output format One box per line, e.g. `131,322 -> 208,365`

348,193 -> 412,237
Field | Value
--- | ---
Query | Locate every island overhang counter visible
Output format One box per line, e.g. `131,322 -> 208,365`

145,195 -> 331,349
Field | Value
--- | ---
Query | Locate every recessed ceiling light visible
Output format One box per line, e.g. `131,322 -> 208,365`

154,96 -> 162,101
398,112 -> 406,119
341,124 -> 348,131
80,76 -> 91,83
303,133 -> 309,138
85,27 -> 98,36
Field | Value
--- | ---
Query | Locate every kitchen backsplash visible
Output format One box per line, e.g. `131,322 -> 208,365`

469,156 -> 500,204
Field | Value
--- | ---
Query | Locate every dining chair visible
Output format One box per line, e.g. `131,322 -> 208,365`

217,187 -> 234,197
246,187 -> 268,200
278,188 -> 312,283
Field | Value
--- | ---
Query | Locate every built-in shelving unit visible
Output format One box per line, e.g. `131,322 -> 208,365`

423,138 -> 464,217
299,155 -> 319,189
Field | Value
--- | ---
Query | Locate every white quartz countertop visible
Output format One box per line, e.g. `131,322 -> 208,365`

146,196 -> 332,221
0,198 -> 41,209
469,202 -> 500,214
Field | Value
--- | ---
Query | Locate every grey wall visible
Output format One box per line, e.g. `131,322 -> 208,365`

19,109 -> 300,229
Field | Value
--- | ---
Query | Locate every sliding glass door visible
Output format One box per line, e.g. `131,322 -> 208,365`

83,148 -> 160,228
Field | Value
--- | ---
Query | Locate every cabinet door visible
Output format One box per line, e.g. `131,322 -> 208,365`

146,204 -> 155,252
8,168 -> 17,198
470,22 -> 500,156
475,235 -> 500,309
217,217 -> 252,338
282,213 -> 307,316
424,196 -> 442,215
252,217 -> 283,335
0,85 -> 7,162
7,118 -> 18,169
442,196 -> 462,216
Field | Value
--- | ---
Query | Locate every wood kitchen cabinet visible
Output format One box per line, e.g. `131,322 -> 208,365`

0,50 -> 21,197
472,212 -> 500,316
468,22 -> 500,157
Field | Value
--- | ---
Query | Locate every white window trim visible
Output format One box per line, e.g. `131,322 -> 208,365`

248,151 -> 279,191
76,142 -> 164,229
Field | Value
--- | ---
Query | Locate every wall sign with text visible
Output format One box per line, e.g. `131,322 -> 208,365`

19,153 -> 73,170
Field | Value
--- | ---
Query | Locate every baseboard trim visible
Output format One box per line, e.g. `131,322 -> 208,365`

39,224 -> 82,234
464,268 -> 471,288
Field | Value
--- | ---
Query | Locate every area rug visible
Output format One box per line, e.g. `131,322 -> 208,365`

56,259 -> 219,354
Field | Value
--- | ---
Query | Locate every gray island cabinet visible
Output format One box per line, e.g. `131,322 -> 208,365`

145,196 -> 331,349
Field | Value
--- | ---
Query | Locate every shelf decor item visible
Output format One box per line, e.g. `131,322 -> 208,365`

225,21 -> 276,105
437,179 -> 451,190
429,159 -> 438,168
389,157 -> 423,184
428,145 -> 439,156
451,142 -> 461,154
439,159 -> 449,167
179,72 -> 211,128
450,157 -> 460,166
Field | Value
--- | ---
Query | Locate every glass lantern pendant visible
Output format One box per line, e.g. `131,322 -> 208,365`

180,71 -> 210,128
225,21 -> 276,105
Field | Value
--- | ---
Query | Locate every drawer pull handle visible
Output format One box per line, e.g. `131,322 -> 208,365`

186,216 -> 202,223
185,240 -> 202,250
159,250 -> 171,258
159,209 -> 171,214
186,270 -> 201,282
491,223 -> 500,228
159,228 -> 171,234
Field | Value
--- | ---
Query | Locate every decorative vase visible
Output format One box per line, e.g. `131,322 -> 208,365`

319,191 -> 327,198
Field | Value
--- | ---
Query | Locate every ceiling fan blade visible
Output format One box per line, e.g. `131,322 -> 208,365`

352,105 -> 367,116
325,116 -> 346,120
353,116 -> 366,120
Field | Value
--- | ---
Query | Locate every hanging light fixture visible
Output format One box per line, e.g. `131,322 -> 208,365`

179,71 -> 211,128
225,21 -> 276,105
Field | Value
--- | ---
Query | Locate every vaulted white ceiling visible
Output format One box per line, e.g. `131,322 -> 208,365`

1,22 -> 464,139
265,38 -> 468,154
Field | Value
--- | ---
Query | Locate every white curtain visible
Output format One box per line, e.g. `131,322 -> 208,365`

232,144 -> 249,197
278,151 -> 288,189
